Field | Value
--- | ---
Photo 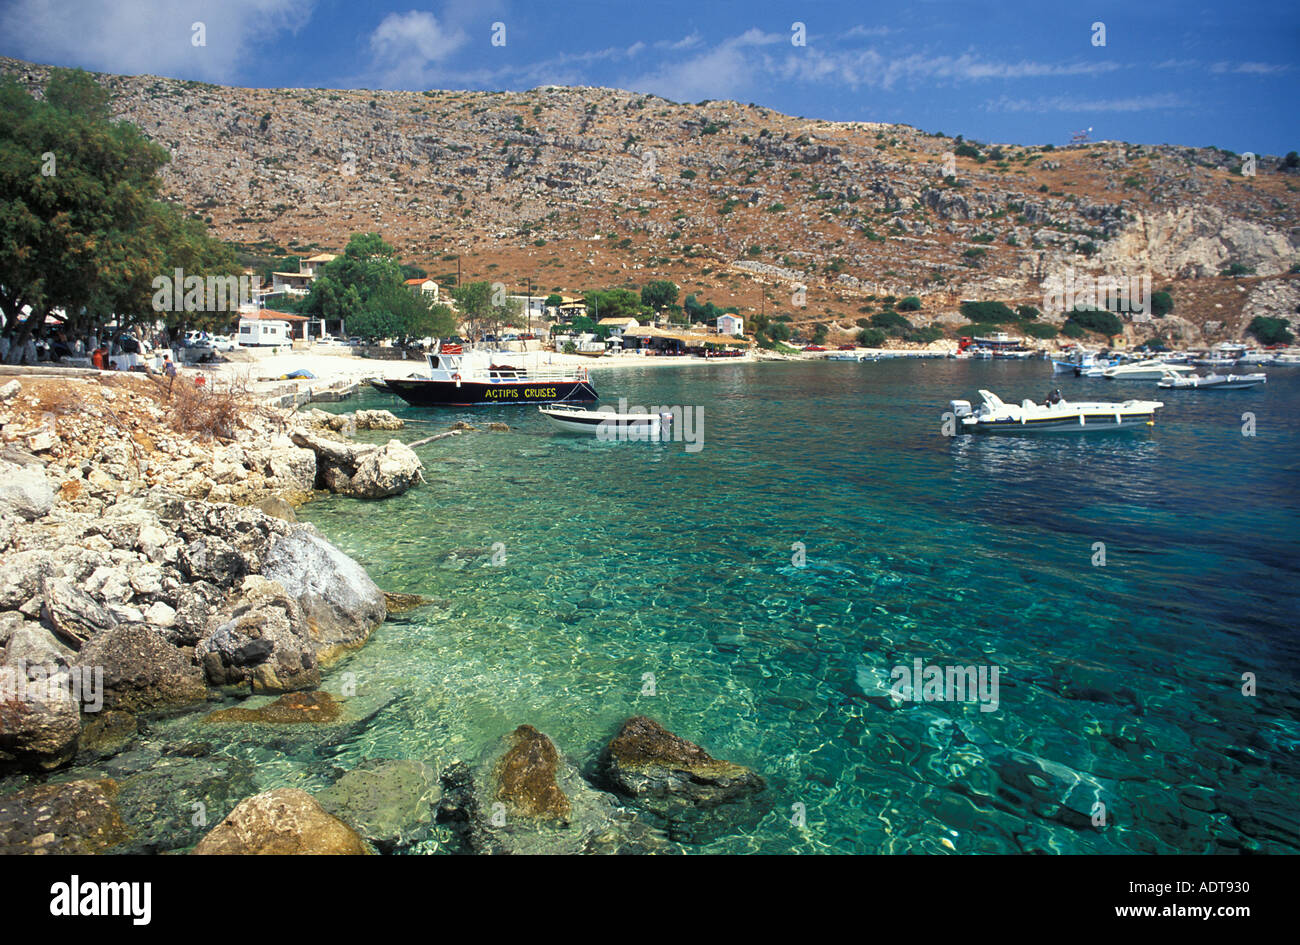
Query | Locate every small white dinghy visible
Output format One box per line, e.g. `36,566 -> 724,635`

1158,371 -> 1266,390
538,405 -> 671,439
950,389 -> 1164,432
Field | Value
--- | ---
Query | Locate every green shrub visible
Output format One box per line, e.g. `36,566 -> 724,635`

1015,304 -> 1040,320
897,296 -> 922,311
857,327 -> 887,347
1221,262 -> 1256,277
1062,322 -> 1087,339
1022,322 -> 1059,339
906,325 -> 944,344
871,310 -> 912,334
1150,290 -> 1174,317
1246,316 -> 1295,345
959,300 -> 1017,323
1065,308 -> 1123,336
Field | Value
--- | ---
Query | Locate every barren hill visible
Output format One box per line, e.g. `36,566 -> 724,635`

4,56 -> 1298,345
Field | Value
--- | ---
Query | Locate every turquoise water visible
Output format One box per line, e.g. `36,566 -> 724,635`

237,361 -> 1300,852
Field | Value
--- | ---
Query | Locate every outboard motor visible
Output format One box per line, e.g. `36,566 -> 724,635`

949,399 -> 972,419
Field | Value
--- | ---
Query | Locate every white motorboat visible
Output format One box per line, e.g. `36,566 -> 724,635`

538,405 -> 670,439
1268,352 -> 1300,366
950,389 -> 1164,432
1158,371 -> 1267,390
1102,359 -> 1195,381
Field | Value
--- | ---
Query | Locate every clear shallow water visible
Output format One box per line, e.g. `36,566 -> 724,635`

176,361 -> 1300,852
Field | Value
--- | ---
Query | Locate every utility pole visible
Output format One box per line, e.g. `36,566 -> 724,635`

526,277 -> 533,340
456,256 -> 461,287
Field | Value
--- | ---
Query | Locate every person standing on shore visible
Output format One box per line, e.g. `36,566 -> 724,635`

164,354 -> 177,393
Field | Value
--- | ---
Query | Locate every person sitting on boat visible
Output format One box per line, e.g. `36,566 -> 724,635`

1043,388 -> 1063,406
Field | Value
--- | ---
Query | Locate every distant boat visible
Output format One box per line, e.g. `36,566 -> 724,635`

950,389 -> 1164,432
1103,359 -> 1195,381
538,405 -> 669,437
1158,371 -> 1267,390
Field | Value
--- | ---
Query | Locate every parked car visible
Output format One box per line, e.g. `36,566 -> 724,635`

209,334 -> 236,352
346,336 -> 364,346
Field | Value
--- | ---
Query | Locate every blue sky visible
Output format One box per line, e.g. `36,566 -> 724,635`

3,0 -> 1297,153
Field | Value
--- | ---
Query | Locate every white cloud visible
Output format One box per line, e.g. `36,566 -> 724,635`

625,28 -> 782,103
986,92 -> 1187,113
779,48 -> 1124,91
1210,61 -> 1291,75
0,0 -> 305,82
368,10 -> 468,88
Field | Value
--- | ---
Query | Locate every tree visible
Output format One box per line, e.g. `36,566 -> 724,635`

640,279 -> 679,315
583,288 -> 643,322
544,293 -> 563,311
1015,304 -> 1040,320
302,233 -> 450,341
897,296 -> 922,312
0,69 -> 240,358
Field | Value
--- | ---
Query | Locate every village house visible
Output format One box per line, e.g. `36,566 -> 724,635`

404,277 -> 441,302
270,252 -> 338,297
717,313 -> 744,336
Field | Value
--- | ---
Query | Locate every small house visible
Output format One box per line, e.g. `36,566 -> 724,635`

717,314 -> 744,336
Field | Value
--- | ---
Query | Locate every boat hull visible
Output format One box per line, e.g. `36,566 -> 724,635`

374,378 -> 598,407
963,409 -> 1160,432
540,408 -> 664,437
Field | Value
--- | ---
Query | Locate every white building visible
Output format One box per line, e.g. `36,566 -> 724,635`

717,314 -> 744,336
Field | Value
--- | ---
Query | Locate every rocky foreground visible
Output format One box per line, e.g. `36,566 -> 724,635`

0,371 -> 766,853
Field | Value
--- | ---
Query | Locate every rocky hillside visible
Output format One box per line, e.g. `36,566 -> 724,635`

4,57 -> 1299,343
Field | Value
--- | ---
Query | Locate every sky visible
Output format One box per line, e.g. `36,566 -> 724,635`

2,0 -> 1298,154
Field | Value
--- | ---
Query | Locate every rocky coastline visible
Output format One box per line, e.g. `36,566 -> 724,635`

0,371 -> 765,854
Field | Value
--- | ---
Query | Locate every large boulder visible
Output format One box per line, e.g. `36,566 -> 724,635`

191,788 -> 371,854
260,528 -> 386,664
75,623 -> 207,712
0,550 -> 55,610
196,576 -> 319,693
0,670 -> 82,771
348,440 -> 424,499
0,459 -> 54,521
316,759 -> 441,853
0,779 -> 129,854
289,430 -> 422,499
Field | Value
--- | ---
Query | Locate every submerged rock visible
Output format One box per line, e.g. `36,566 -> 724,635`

203,690 -> 341,724
382,591 -> 433,614
601,716 -> 767,841
113,754 -> 258,853
77,709 -> 139,762
496,724 -> 571,820
316,758 -> 441,853
440,725 -> 673,855
353,410 -> 405,430
192,787 -> 371,854
0,779 -> 128,854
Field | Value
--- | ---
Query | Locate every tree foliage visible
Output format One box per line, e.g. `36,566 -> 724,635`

0,69 -> 241,355
1246,316 -> 1294,345
301,233 -> 454,340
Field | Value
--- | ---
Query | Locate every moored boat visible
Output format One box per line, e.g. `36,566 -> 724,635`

949,389 -> 1164,432
372,345 -> 597,406
538,404 -> 669,438
1158,371 -> 1267,390
1102,358 -> 1195,381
